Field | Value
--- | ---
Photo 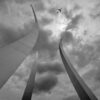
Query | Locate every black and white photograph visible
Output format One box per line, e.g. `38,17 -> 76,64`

0,0 -> 100,100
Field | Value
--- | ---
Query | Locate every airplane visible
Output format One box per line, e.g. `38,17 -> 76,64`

56,8 -> 62,13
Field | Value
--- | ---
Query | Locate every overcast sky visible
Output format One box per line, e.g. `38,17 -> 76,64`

0,0 -> 100,100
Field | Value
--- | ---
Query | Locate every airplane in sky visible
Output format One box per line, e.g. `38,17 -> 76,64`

56,8 -> 62,13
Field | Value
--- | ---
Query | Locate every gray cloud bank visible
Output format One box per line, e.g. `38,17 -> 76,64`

34,74 -> 58,94
37,62 -> 65,74
0,0 -> 100,100
0,21 -> 37,47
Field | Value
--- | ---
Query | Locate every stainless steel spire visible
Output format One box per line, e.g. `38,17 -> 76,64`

22,4 -> 39,100
0,5 -> 39,89
59,39 -> 98,100
22,60 -> 37,100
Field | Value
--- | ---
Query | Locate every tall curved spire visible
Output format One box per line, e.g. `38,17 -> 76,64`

30,4 -> 38,25
30,4 -> 39,34
22,5 -> 39,100
0,5 -> 38,89
22,60 -> 37,100
59,39 -> 98,100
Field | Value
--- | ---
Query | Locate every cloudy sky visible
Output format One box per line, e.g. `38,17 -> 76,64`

0,0 -> 100,100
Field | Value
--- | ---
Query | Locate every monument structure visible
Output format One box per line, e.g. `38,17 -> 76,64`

0,4 -> 98,100
22,5 -> 98,100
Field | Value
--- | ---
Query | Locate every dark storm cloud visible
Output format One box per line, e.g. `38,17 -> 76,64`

0,20 -> 37,47
33,29 -> 58,58
37,62 -> 65,74
34,74 -> 58,93
61,31 -> 74,43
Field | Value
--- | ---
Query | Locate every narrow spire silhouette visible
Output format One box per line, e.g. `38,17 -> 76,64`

22,6 -> 98,100
22,4 -> 39,100
59,39 -> 98,100
30,4 -> 38,25
22,61 -> 37,100
0,4 -> 39,89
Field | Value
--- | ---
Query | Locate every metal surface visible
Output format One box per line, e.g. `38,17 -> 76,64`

22,5 -> 39,100
22,60 -> 37,100
0,5 -> 38,89
59,39 -> 98,100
